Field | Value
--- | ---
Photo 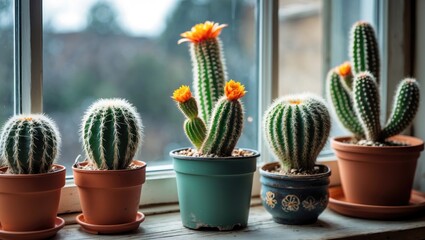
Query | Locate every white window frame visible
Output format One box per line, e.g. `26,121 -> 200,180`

14,0 -> 412,214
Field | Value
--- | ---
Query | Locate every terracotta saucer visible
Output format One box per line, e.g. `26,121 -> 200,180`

328,186 -> 425,220
0,217 -> 65,240
76,212 -> 145,234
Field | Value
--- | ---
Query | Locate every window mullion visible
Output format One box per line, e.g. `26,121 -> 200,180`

257,0 -> 278,163
14,0 -> 43,115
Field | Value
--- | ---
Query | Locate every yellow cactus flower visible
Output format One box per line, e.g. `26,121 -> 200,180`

178,21 -> 227,44
225,80 -> 246,101
337,62 -> 352,77
172,85 -> 192,103
289,99 -> 302,105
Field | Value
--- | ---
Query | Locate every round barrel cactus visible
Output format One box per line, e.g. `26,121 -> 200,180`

82,98 -> 143,170
263,94 -> 331,172
0,114 -> 61,174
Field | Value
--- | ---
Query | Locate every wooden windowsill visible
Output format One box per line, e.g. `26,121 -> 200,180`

56,202 -> 425,239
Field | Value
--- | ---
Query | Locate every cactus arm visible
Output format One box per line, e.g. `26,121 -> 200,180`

349,22 -> 380,84
381,78 -> 420,140
184,118 -> 207,149
201,97 -> 244,156
327,70 -> 365,138
353,72 -> 381,141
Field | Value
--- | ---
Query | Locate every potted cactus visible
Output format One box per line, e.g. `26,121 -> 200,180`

327,21 -> 423,206
170,21 -> 260,231
72,98 -> 146,234
0,114 -> 65,238
260,94 -> 332,225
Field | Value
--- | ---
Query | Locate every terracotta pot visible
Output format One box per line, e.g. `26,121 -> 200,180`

331,135 -> 424,206
260,162 -> 331,225
73,160 -> 146,225
0,164 -> 66,232
171,148 -> 259,231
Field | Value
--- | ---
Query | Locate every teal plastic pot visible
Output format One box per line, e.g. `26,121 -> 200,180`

170,148 -> 260,231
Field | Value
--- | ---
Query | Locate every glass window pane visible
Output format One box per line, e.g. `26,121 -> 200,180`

0,0 -> 13,124
43,0 -> 258,175
278,0 -> 377,156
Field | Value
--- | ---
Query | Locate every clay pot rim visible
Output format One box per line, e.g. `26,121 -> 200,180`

72,160 -> 146,174
0,164 -> 66,178
331,135 -> 424,153
169,147 -> 260,161
259,162 -> 331,180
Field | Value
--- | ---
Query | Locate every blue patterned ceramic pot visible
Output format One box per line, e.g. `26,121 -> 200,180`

260,162 -> 331,225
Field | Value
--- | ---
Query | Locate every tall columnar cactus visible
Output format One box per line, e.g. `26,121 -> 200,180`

172,85 -> 207,149
0,114 -> 61,174
327,21 -> 420,142
178,21 -> 228,123
263,95 -> 331,172
349,21 -> 380,84
82,98 -> 143,170
201,80 -> 245,156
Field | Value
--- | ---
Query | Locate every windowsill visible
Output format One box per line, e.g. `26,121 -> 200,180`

56,198 -> 425,240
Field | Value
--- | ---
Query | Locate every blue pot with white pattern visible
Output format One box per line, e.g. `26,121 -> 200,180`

260,162 -> 331,225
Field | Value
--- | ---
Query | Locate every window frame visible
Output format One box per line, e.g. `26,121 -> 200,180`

14,0 -> 277,213
13,0 -> 412,214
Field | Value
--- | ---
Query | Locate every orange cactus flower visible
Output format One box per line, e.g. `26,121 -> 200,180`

178,21 -> 227,44
337,62 -> 352,77
289,99 -> 302,105
172,85 -> 192,103
225,80 -> 246,101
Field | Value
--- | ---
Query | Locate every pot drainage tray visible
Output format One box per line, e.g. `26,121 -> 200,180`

328,186 -> 425,220
76,212 -> 145,234
0,217 -> 65,240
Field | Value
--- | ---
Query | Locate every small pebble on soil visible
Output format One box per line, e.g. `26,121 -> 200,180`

174,148 -> 255,158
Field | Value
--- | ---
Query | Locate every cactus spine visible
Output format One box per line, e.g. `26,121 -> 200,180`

0,114 -> 61,174
263,95 -> 331,172
179,21 -> 228,123
327,21 -> 420,142
173,86 -> 207,149
82,98 -> 143,170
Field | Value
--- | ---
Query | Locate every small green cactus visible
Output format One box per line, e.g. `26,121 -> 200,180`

172,85 -> 207,149
178,21 -> 228,123
201,80 -> 245,156
327,21 -> 420,142
263,94 -> 331,172
82,98 -> 143,170
0,114 -> 61,174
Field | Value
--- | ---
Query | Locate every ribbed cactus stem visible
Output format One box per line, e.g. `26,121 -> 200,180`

349,21 -> 380,84
200,80 -> 245,156
327,69 -> 364,138
382,78 -> 420,139
82,98 -> 143,170
201,96 -> 243,156
353,72 -> 381,141
263,94 -> 331,172
0,114 -> 61,174
191,38 -> 227,123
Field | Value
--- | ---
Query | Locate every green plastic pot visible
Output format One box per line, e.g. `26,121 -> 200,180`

170,148 -> 260,231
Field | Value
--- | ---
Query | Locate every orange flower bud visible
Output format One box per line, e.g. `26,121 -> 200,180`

178,21 -> 227,44
338,62 -> 352,77
172,85 -> 192,103
225,80 -> 246,101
